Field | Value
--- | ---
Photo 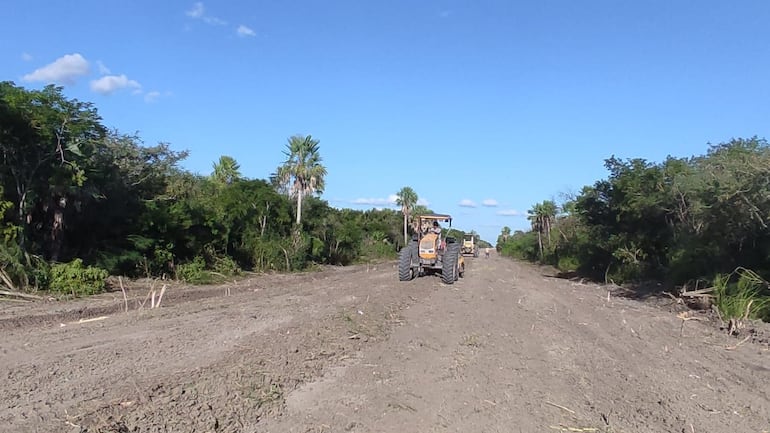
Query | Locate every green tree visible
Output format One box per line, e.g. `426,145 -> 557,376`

496,226 -> 512,251
273,135 -> 327,226
395,186 -> 418,244
211,155 -> 241,185
0,82 -> 106,260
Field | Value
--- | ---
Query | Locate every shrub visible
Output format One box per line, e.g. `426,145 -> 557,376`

213,255 -> 241,276
250,238 -> 308,272
176,256 -> 211,284
556,255 -> 580,272
358,239 -> 395,263
713,268 -> 770,321
49,259 -> 108,296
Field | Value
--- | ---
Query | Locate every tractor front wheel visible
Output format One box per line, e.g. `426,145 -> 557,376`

441,245 -> 460,284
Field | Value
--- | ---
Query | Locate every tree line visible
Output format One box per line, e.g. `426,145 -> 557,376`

497,137 -> 770,322
0,82 -> 485,295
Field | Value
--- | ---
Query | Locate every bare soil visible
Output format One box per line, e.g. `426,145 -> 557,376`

1,254 -> 768,433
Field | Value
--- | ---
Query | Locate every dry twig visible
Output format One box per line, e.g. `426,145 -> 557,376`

677,311 -> 700,336
156,284 -> 167,308
118,276 -> 128,313
725,335 -> 752,350
548,426 -> 598,432
71,316 -> 109,325
545,401 -> 576,415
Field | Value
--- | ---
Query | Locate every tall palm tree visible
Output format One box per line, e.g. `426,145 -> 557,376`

395,186 -> 418,244
211,155 -> 241,185
528,203 -> 545,260
274,135 -> 327,226
528,200 -> 558,259
501,226 -> 511,242
540,200 -> 558,246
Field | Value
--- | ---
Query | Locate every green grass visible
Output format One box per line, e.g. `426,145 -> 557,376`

712,267 -> 770,322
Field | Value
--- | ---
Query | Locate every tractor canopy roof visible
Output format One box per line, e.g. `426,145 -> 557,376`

417,214 -> 452,222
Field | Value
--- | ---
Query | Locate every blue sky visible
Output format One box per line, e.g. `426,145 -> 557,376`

3,1 -> 770,242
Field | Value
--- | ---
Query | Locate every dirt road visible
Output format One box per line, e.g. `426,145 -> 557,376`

1,254 -> 768,433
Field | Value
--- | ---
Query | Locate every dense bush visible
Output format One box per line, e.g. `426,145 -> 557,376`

49,259 -> 108,296
176,256 -> 209,284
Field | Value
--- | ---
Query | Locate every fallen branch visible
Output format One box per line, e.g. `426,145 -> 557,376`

548,426 -> 598,432
0,289 -> 45,300
0,268 -> 17,291
679,287 -> 714,298
662,292 -> 684,304
725,335 -> 752,350
71,316 -> 109,325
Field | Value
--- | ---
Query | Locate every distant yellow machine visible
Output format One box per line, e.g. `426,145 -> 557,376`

461,234 -> 479,257
398,214 -> 465,284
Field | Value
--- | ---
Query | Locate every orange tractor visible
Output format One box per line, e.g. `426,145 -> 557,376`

398,214 -> 465,284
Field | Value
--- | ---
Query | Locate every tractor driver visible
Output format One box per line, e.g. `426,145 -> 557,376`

429,221 -> 442,235
429,221 -> 445,250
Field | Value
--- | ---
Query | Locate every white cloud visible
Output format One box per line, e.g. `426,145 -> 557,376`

21,52 -> 33,61
144,91 -> 161,103
351,195 -> 398,206
186,2 -> 227,25
496,209 -> 525,217
22,53 -> 90,85
482,199 -> 499,207
205,16 -> 227,25
90,74 -> 142,95
237,25 -> 256,37
96,60 -> 111,75
351,195 -> 428,207
458,199 -> 477,208
186,2 -> 204,18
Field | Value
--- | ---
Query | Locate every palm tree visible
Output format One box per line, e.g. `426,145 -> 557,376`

540,200 -> 558,246
496,226 -> 512,251
395,186 -> 418,244
501,226 -> 511,242
274,135 -> 327,226
528,200 -> 558,260
211,155 -> 241,185
528,203 -> 545,260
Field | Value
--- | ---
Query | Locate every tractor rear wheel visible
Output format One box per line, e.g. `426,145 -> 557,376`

399,243 -> 417,281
